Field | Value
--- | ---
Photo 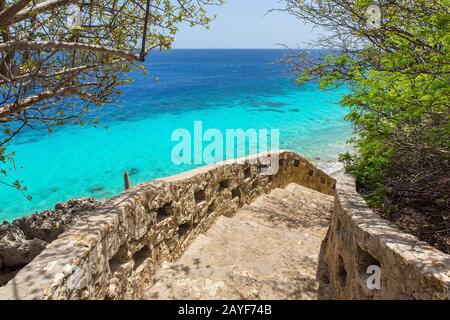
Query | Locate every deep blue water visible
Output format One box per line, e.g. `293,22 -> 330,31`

0,49 -> 352,221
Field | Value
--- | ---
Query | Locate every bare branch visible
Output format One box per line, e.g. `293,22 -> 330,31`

0,40 -> 147,61
0,82 -> 97,118
1,0 -> 76,26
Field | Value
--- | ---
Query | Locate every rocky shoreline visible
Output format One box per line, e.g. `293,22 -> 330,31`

0,198 -> 104,286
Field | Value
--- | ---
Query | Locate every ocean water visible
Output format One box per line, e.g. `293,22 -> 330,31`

0,49 -> 352,221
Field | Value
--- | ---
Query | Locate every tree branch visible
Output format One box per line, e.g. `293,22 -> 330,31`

1,0 -> 76,26
0,40 -> 143,61
139,0 -> 152,61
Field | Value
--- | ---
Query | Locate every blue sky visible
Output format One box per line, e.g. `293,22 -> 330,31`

173,0 -> 322,49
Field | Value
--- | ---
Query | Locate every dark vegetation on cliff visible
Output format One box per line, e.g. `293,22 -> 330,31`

282,0 -> 449,253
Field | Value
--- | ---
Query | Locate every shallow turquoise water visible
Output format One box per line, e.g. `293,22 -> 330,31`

0,50 -> 352,221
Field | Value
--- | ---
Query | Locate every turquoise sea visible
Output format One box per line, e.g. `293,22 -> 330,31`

0,49 -> 352,221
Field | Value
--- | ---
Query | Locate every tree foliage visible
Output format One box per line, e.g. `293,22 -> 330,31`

0,0 -> 222,192
282,0 -> 449,210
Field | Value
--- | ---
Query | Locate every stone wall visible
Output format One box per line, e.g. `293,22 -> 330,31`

0,151 -> 335,300
324,172 -> 450,299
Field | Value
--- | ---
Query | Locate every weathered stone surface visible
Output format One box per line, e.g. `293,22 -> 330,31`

0,151 -> 335,300
324,172 -> 450,300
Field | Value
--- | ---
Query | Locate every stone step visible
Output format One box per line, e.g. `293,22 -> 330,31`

145,183 -> 334,300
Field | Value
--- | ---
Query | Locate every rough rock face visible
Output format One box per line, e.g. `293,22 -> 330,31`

12,198 -> 104,242
0,197 -> 104,286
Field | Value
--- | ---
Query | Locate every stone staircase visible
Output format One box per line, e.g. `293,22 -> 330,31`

3,152 -> 447,300
144,183 -> 334,300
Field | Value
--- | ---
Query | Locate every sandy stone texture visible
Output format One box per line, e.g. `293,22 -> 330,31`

144,183 -> 333,300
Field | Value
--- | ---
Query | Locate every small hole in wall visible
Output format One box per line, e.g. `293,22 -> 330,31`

219,179 -> 229,191
231,187 -> 241,199
293,159 -> 300,167
156,203 -> 173,223
194,189 -> 206,204
178,222 -> 191,240
279,159 -> 285,166
308,169 -> 314,176
337,255 -> 347,288
109,256 -> 122,275
320,177 -> 326,184
244,167 -> 252,179
108,243 -> 129,274
207,202 -> 216,215
132,245 -> 152,271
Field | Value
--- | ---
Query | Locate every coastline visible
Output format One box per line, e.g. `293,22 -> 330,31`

315,159 -> 344,175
